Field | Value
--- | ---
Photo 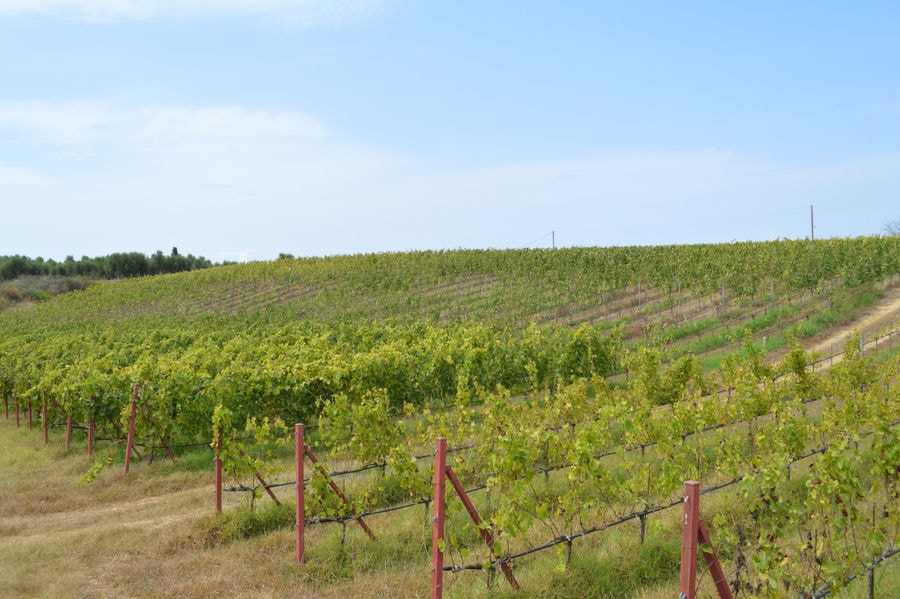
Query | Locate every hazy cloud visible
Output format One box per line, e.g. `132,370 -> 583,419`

0,0 -> 401,26
1,99 -> 896,260
0,163 -> 52,188
0,101 -> 328,145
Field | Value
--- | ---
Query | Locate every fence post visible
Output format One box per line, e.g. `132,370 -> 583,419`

124,384 -> 139,474
214,426 -> 223,514
295,423 -> 305,565
42,400 -> 48,444
432,437 -> 447,599
87,394 -> 96,457
679,481 -> 700,599
15,394 -> 19,427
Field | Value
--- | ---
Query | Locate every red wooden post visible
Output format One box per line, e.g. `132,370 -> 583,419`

4,393 -> 7,419
446,466 -> 520,589
88,417 -> 95,457
679,480 -> 700,599
15,395 -> 19,427
87,395 -> 96,457
214,427 -> 223,514
432,437 -> 447,599
66,414 -> 73,449
28,400 -> 33,430
295,423 -> 305,565
124,384 -> 139,474
42,400 -> 48,444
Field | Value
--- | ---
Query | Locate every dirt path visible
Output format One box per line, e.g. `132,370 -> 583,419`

808,285 -> 900,358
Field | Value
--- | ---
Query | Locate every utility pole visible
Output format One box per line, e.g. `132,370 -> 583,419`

552,230 -> 556,249
810,205 -> 815,240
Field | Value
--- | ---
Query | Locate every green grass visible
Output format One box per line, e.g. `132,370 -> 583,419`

448,515 -> 682,599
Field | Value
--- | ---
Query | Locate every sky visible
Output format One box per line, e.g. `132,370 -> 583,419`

1,1 -> 899,262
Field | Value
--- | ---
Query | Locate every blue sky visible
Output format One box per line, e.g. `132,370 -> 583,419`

1,1 -> 898,262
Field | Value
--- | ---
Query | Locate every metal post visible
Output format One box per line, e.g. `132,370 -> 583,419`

810,204 -> 815,240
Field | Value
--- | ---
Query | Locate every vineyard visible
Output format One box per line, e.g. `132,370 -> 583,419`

1,236 -> 899,598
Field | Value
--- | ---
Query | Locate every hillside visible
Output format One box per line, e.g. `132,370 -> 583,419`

2,237 -> 899,440
1,237 -> 899,598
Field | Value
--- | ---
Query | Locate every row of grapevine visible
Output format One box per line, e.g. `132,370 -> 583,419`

296,336 -> 897,596
3,238 -> 897,331
0,319 -> 619,451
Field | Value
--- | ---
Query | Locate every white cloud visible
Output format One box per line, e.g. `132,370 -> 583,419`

0,0 -> 400,26
0,163 -> 52,187
1,99 -> 897,260
0,101 -> 327,145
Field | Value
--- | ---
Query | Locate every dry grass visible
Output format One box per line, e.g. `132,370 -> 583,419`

0,418 -> 437,598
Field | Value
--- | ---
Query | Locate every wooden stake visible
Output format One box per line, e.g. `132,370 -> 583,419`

295,424 -> 305,565
214,427 -> 223,514
124,384 -> 139,474
432,438 -> 447,599
679,481 -> 700,599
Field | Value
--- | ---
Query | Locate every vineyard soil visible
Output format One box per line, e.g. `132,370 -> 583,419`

809,284 -> 900,357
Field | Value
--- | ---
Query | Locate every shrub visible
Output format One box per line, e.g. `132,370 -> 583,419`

2,286 -> 23,302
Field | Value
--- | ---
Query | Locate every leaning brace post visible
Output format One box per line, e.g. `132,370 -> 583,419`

679,481 -> 700,599
445,466 -> 520,590
432,437 -> 447,599
236,447 -> 282,506
124,384 -> 139,474
304,446 -> 375,539
295,423 -> 305,565
157,434 -> 176,461
698,520 -> 733,599
214,426 -> 223,514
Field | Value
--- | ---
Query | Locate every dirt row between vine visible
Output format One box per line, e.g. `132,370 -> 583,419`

808,284 -> 900,359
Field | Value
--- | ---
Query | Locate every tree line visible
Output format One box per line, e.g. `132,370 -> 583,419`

0,248 -> 218,281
